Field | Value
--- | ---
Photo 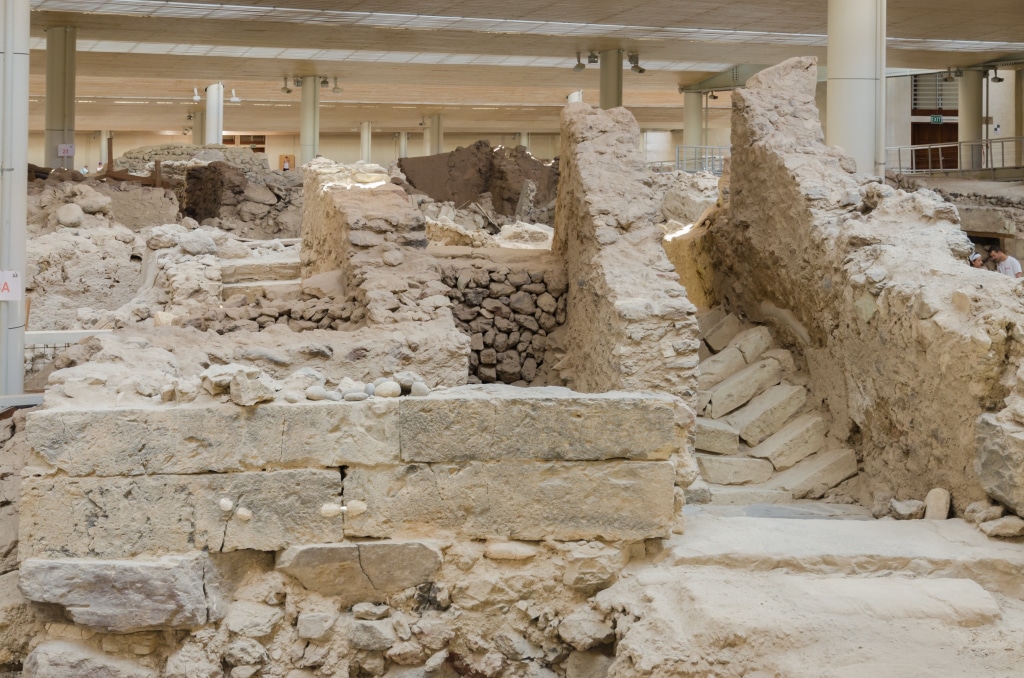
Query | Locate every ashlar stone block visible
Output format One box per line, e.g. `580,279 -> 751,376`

975,413 -> 1024,515
20,470 -> 344,558
277,541 -> 442,606
26,400 -> 400,476
23,641 -> 157,678
399,385 -> 684,462
707,358 -> 781,419
344,461 -> 674,541
725,384 -> 807,446
19,554 -> 213,632
697,347 -> 746,391
703,313 -> 742,352
748,413 -> 825,470
767,448 -> 858,498
726,326 -> 773,363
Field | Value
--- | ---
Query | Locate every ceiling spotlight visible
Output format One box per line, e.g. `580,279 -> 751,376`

573,52 -> 585,72
320,76 -> 329,88
192,87 -> 201,102
186,113 -> 193,121
281,76 -> 292,94
229,89 -> 241,103
708,91 -> 719,100
942,68 -> 955,82
331,77 -> 341,94
627,52 -> 646,74
954,68 -> 964,77
991,68 -> 1004,83
587,51 -> 599,64
294,77 -> 302,88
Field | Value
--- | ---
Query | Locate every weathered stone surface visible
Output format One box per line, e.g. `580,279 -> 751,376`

964,500 -> 1005,525
350,619 -> 397,651
693,417 -> 739,455
23,641 -> 157,678
224,601 -> 283,637
725,384 -> 807,446
703,314 -> 742,352
696,454 -> 774,486
296,612 -> 337,640
563,543 -> 625,592
558,608 -> 614,651
748,413 -> 825,470
707,358 -> 781,419
705,484 -> 793,505
399,385 -> 684,462
344,461 -> 674,541
27,400 -> 400,476
979,515 -> 1024,538
276,541 -> 441,604
19,554 -> 213,632
767,449 -> 858,499
697,347 -> 746,391
726,326 -> 773,363
924,488 -> 951,520
21,470 -> 344,558
975,413 -> 1024,515
890,499 -> 927,520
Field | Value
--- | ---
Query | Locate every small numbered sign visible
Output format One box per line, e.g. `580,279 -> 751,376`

57,143 -> 75,157
0,271 -> 23,301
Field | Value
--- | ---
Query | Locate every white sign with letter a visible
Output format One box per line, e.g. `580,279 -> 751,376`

0,271 -> 23,301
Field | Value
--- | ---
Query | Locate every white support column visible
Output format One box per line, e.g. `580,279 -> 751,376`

99,130 -> 109,165
826,0 -> 886,175
204,82 -> 223,146
299,76 -> 320,164
398,131 -> 408,159
518,132 -> 530,151
599,49 -> 623,110
682,91 -> 704,171
192,110 -> 206,146
428,114 -> 443,155
44,25 -> 76,169
1,0 -> 30,396
958,70 -> 984,170
359,121 -> 372,162
1013,70 -> 1023,165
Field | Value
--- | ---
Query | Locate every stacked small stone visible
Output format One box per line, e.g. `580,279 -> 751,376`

182,290 -> 365,335
441,264 -> 568,384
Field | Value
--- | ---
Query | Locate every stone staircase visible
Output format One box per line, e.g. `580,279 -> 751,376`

687,308 -> 858,505
219,240 -> 302,301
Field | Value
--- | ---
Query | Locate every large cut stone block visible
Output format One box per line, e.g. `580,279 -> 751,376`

696,454 -> 774,485
399,385 -> 684,462
277,541 -> 442,605
975,413 -> 1024,515
23,641 -> 157,678
725,384 -> 807,446
20,470 -> 344,558
726,326 -> 773,363
706,485 -> 793,505
703,313 -> 742,352
694,417 -> 739,455
344,461 -> 674,541
767,448 -> 858,498
27,400 -> 400,476
707,358 -> 781,419
697,347 -> 746,391
19,554 -> 213,632
748,413 -> 825,470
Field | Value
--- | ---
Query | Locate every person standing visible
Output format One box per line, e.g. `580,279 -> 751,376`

990,245 -> 1022,278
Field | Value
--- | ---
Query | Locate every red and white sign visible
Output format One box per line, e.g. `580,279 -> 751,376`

57,143 -> 75,157
0,271 -> 23,301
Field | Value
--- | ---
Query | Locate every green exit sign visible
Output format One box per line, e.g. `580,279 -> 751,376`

931,115 -> 944,124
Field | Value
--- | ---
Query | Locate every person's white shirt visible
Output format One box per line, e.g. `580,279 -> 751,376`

997,255 -> 1022,278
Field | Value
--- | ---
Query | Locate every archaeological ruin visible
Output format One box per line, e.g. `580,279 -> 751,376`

3,1 -> 1024,677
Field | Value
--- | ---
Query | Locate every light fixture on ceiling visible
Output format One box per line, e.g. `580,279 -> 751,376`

587,51 -> 599,64
991,67 -> 1004,83
332,77 -> 342,94
320,76 -> 329,88
192,87 -> 201,102
281,76 -> 293,94
708,91 -> 719,100
229,89 -> 241,103
942,68 -> 955,82
186,113 -> 193,121
294,77 -> 302,88
627,52 -> 646,74
573,52 -> 585,72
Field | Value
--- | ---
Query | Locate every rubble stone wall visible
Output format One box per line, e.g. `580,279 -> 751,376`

115,144 -> 269,176
552,103 -> 701,397
709,56 -> 1024,512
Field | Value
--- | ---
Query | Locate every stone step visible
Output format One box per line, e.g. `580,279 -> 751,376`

697,346 -> 746,391
724,326 -> 773,363
706,358 -> 781,419
702,484 -> 793,506
221,279 -> 302,301
724,383 -> 807,446
220,255 -> 302,284
693,417 -> 739,455
696,453 -> 774,486
665,513 -> 1024,597
765,447 -> 858,499
748,413 -> 826,470
703,313 -> 742,352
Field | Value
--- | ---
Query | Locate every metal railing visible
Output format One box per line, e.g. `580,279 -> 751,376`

676,146 -> 731,175
886,136 -> 1024,176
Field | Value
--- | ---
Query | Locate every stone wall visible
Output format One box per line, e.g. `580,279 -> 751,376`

114,144 -> 269,177
552,103 -> 701,397
184,162 -> 303,240
707,56 -> 1024,513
